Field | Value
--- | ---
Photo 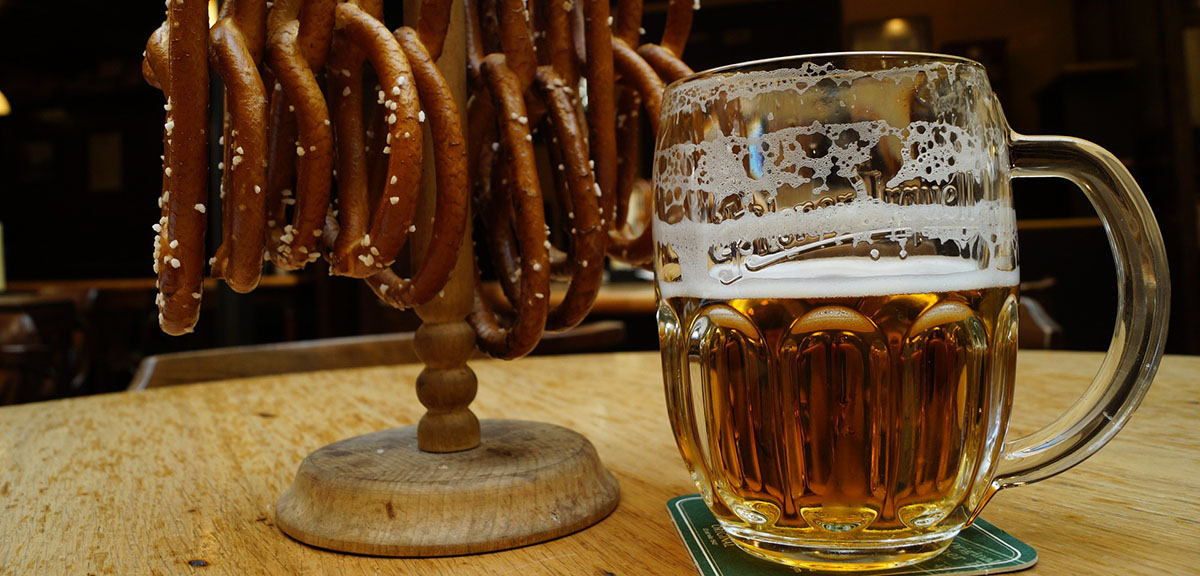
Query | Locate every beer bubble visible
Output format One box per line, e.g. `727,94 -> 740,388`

733,505 -> 769,525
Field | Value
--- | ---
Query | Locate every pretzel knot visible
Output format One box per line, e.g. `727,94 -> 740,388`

209,0 -> 269,294
144,0 -> 209,336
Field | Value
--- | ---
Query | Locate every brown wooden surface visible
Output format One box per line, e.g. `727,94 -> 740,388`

479,280 -> 660,316
6,274 -> 309,294
128,320 -> 626,390
1,350 -> 1197,575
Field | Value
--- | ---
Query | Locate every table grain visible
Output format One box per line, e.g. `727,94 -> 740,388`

1,351 -> 1197,575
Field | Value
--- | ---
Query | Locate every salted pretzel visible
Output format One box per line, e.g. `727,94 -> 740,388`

263,0 -> 335,270
467,0 -> 608,351
580,0 -> 617,234
469,53 -> 552,359
613,87 -> 641,227
533,67 -> 607,330
471,69 -> 604,332
358,11 -> 470,307
590,0 -> 696,266
529,0 -> 602,278
467,1 -> 543,351
143,0 -> 209,336
209,0 -> 268,293
325,1 -> 423,278
637,42 -> 693,83
604,36 -> 665,265
495,0 -> 537,94
533,0 -> 579,89
415,0 -> 453,61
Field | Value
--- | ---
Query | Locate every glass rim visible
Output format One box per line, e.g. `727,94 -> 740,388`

670,51 -> 987,91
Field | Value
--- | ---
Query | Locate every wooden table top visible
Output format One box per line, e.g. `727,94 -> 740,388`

1,350 -> 1197,575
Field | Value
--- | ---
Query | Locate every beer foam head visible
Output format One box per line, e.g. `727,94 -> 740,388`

653,55 -> 1018,300
656,254 -> 1020,300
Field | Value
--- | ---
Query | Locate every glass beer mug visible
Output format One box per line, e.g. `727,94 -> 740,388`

652,53 -> 1169,571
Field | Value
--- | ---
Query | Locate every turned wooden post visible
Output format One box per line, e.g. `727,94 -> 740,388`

405,0 -> 479,453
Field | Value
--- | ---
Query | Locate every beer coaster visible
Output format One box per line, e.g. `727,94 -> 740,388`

667,495 -> 1037,575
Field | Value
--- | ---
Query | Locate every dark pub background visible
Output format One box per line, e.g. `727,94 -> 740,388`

0,0 -> 1196,397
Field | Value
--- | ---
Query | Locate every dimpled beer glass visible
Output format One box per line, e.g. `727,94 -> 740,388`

652,53 -> 1169,571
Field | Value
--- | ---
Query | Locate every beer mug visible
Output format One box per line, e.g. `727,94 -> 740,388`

652,52 -> 1169,571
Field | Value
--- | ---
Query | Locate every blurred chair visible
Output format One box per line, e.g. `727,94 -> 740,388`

1019,296 -> 1064,350
128,320 -> 627,390
0,313 -> 41,404
0,295 -> 83,404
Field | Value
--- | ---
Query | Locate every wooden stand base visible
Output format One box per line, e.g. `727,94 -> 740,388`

275,419 -> 620,556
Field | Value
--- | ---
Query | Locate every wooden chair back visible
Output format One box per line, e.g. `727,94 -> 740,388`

1019,296 -> 1064,350
0,295 -> 82,404
128,320 -> 627,390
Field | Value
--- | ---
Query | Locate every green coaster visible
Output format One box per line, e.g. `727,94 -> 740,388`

668,495 -> 1037,575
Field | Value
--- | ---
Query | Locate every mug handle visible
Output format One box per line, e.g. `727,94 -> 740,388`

993,133 -> 1171,490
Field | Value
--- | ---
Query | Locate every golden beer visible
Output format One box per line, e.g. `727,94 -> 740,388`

658,281 -> 1019,568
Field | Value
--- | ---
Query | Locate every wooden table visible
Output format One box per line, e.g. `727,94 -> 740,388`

1,351 -> 1197,575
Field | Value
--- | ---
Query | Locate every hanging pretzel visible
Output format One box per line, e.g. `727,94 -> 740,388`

416,0 -> 454,61
659,0 -> 695,59
611,0 -> 642,48
467,0 -> 607,341
604,36 -> 666,265
471,71 -> 604,331
209,0 -> 269,293
465,0 -> 523,307
469,53 -> 552,359
465,73 -> 524,306
143,0 -> 209,336
637,42 -> 693,83
541,0 -> 580,90
496,0 -> 537,95
633,0 -> 694,82
580,0 -> 617,231
263,0 -> 336,270
526,0 -> 589,280
467,0 -> 538,338
590,0 -> 695,266
534,67 -> 606,331
360,21 -> 471,307
325,2 -> 423,278
613,87 -> 641,227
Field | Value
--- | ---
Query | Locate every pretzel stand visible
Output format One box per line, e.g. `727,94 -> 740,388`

145,0 -> 694,557
272,0 -> 619,555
